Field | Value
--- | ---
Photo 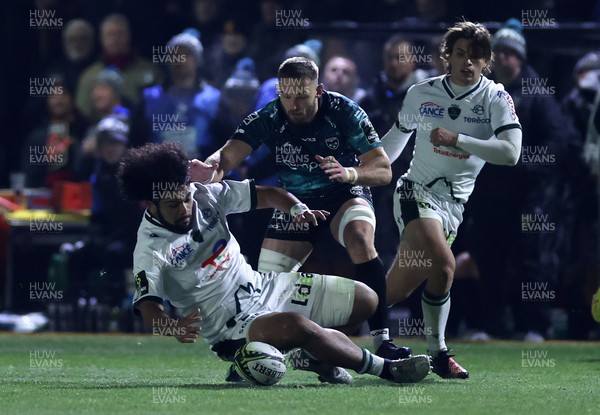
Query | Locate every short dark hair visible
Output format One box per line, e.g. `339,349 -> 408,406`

117,142 -> 189,201
278,57 -> 318,81
440,21 -> 493,74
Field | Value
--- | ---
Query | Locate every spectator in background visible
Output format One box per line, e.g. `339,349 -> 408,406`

22,76 -> 88,188
248,0 -> 303,82
362,35 -> 428,271
205,20 -> 251,88
215,58 -> 260,141
76,13 -> 161,120
66,115 -> 142,307
322,56 -> 367,106
563,51 -> 600,338
191,0 -> 225,56
47,19 -> 96,94
459,19 -> 573,341
88,69 -> 129,123
142,29 -> 221,160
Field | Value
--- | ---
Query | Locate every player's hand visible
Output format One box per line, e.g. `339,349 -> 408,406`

188,159 -> 219,184
289,202 -> 329,226
316,155 -> 354,183
430,127 -> 459,147
175,309 -> 201,344
295,209 -> 330,226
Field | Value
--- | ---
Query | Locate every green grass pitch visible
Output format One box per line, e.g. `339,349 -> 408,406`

1,333 -> 599,415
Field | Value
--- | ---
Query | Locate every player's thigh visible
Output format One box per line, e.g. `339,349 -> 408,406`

248,312 -> 321,350
403,217 -> 455,269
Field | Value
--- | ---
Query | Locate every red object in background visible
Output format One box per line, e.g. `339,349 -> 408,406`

51,181 -> 92,212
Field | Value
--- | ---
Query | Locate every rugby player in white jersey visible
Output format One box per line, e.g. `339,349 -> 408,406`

116,142 -> 431,385
381,21 -> 522,378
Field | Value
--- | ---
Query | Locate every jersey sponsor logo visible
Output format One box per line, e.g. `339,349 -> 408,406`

300,136 -> 316,142
360,118 -> 379,144
497,90 -> 518,121
291,273 -> 315,306
419,102 -> 445,118
471,105 -> 485,115
448,105 -> 461,120
433,147 -> 470,160
325,137 -> 339,150
350,186 -> 364,196
206,212 -> 221,232
463,116 -> 490,124
135,271 -> 149,296
201,238 -> 231,274
170,243 -> 195,268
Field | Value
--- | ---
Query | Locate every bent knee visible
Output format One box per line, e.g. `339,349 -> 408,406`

354,281 -> 378,319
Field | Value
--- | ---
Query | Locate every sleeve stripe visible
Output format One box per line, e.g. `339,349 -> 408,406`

249,179 -> 257,210
494,123 -> 522,136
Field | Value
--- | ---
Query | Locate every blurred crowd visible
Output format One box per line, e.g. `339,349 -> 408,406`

1,0 -> 600,339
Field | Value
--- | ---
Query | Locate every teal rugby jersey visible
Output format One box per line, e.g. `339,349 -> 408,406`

232,91 -> 381,197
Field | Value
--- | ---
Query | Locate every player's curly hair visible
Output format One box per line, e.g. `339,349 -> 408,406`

117,142 -> 189,201
440,21 -> 493,75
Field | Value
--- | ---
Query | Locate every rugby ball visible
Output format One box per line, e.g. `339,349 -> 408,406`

233,341 -> 286,386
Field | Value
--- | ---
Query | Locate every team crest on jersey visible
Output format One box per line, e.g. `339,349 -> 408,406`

448,105 -> 461,120
419,102 -> 445,118
325,137 -> 339,150
201,208 -> 212,219
471,105 -> 485,115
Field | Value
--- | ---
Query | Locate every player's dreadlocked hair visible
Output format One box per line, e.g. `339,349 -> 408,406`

278,57 -> 319,81
117,142 -> 189,201
440,21 -> 493,75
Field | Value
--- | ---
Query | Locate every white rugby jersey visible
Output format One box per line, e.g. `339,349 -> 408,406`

132,179 -> 271,345
398,74 -> 521,203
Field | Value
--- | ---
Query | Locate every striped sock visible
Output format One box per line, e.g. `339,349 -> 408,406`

357,348 -> 387,377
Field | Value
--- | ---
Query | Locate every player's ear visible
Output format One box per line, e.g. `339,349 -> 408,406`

316,83 -> 324,97
147,200 -> 158,216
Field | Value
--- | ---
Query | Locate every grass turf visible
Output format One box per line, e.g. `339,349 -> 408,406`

1,333 -> 599,415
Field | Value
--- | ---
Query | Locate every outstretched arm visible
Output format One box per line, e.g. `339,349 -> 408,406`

188,139 -> 254,183
256,185 -> 329,226
137,301 -> 201,344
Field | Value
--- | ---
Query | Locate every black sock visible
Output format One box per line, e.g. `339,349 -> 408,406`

355,256 -> 388,332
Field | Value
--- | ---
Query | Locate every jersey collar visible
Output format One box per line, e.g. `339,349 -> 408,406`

442,74 -> 483,100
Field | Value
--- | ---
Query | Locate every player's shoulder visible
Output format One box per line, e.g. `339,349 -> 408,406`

237,98 -> 279,131
406,74 -> 446,95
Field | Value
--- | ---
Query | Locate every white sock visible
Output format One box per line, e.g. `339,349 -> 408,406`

422,291 -> 451,354
357,348 -> 385,376
370,328 -> 390,350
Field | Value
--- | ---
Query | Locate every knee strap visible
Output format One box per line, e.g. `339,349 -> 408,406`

338,205 -> 376,247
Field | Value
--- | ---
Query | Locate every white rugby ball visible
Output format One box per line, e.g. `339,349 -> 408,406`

234,341 -> 286,386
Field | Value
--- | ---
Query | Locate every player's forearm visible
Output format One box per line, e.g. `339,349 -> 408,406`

381,123 -> 413,163
456,129 -> 522,166
354,155 -> 392,187
138,301 -> 177,333
255,185 -> 300,213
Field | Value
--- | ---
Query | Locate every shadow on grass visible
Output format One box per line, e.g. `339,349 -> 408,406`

31,378 -> 442,390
